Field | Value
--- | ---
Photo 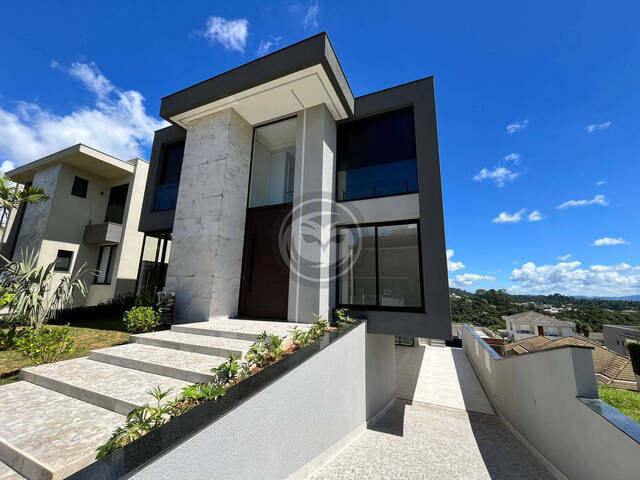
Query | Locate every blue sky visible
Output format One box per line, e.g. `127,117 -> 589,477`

2,1 -> 639,296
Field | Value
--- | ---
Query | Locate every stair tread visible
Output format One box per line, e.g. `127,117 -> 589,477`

92,343 -> 224,377
21,358 -> 189,408
131,330 -> 255,353
0,460 -> 26,480
174,319 -> 308,338
0,381 -> 123,478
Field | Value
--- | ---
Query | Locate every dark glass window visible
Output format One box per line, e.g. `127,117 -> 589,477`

54,250 -> 73,272
337,222 -> 423,310
105,184 -> 129,224
95,245 -> 116,284
337,107 -> 418,201
71,176 -> 88,198
154,141 -> 185,211
136,233 -> 172,299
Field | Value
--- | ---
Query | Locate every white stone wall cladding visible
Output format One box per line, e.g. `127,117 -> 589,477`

166,108 -> 253,323
13,164 -> 61,258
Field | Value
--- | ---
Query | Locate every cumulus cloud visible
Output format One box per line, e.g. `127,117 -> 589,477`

556,194 -> 608,209
503,152 -> 520,164
585,121 -> 612,133
527,210 -> 544,222
256,36 -> 283,56
558,254 -> 572,261
0,62 -> 166,166
492,209 -> 526,223
592,237 -> 631,246
596,180 -> 606,186
202,16 -> 249,52
447,249 -> 465,272
506,120 -> 528,134
474,166 -> 519,187
450,273 -> 496,287
509,260 -> 640,296
303,2 -> 320,29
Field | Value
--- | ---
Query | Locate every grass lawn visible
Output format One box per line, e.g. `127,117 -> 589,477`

598,385 -> 640,423
0,316 -> 130,386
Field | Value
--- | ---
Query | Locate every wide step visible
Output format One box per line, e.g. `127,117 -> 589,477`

130,330 -> 254,358
0,460 -> 25,480
172,318 -> 308,342
90,343 -> 223,384
20,358 -> 189,415
0,381 -> 124,480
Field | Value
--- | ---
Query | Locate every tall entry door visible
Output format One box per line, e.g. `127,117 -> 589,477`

238,116 -> 297,320
238,204 -> 291,319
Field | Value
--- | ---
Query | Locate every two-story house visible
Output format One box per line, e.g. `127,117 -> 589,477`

504,311 -> 575,341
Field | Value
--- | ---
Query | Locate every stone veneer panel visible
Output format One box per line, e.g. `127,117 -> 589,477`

166,108 -> 253,323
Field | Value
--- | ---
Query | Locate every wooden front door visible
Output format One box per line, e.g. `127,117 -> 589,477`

238,204 -> 292,319
537,326 -> 544,336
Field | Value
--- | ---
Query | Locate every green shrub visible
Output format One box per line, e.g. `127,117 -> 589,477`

123,306 -> 158,333
627,342 -> 640,375
335,308 -> 356,332
245,331 -> 285,368
0,325 -> 27,351
15,326 -> 74,364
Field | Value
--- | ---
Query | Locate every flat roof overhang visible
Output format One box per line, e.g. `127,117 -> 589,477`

6,144 -> 135,184
161,32 -> 354,127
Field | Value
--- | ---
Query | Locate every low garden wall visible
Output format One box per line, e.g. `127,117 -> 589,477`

462,324 -> 640,480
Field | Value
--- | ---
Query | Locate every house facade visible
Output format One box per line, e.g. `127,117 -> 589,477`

603,324 -> 640,357
1,144 -> 148,306
136,33 -> 451,339
504,311 -> 575,341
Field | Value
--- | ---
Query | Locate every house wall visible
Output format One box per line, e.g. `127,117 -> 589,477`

130,322 -> 395,480
603,325 -> 639,357
463,324 -> 640,480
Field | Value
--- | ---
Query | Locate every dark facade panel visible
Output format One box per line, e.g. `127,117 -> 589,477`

139,125 -> 186,233
341,77 -> 452,340
159,32 -> 354,121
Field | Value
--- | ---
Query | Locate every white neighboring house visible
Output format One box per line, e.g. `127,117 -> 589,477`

0,144 -> 149,306
503,311 -> 575,341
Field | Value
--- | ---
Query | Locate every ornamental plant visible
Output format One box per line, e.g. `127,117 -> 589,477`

123,306 -> 159,333
15,326 -> 75,365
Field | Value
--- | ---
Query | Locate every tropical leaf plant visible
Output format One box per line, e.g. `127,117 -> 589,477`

0,175 -> 48,231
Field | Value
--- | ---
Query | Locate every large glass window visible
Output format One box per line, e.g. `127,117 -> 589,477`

104,183 -> 129,224
95,245 -> 116,284
154,141 -> 185,211
248,117 -> 297,208
337,107 -> 418,201
136,233 -> 172,299
337,221 -> 423,310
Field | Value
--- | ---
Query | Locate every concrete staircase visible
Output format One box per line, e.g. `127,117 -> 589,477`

0,318 -> 307,480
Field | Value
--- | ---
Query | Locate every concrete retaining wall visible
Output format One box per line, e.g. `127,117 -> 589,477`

130,322 -> 395,480
462,324 -> 640,480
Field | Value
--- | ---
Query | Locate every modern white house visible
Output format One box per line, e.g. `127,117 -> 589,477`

603,324 -> 640,357
1,144 -> 149,306
503,311 -> 575,341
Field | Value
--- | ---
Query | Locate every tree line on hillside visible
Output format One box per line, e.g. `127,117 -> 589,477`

449,288 -> 640,334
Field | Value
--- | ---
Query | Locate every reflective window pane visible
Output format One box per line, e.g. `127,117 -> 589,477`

154,141 -> 185,211
338,227 -> 376,306
249,118 -> 297,208
96,245 -> 115,284
377,224 -> 421,307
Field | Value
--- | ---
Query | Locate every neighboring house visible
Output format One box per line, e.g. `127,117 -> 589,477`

135,33 -> 451,340
504,335 -> 638,391
503,311 -> 575,341
603,324 -> 640,357
1,144 -> 149,306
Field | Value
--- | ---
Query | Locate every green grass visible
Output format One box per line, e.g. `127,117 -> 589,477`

1,316 -> 131,385
598,385 -> 640,423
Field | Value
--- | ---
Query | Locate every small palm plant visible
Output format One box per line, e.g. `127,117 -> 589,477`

0,248 -> 90,329
0,174 -> 48,231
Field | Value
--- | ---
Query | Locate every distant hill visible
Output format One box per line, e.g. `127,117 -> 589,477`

575,295 -> 640,301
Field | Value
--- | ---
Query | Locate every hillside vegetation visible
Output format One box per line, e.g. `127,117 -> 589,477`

450,288 -> 640,334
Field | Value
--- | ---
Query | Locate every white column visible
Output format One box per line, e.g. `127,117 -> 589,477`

287,104 -> 337,323
166,108 -> 253,323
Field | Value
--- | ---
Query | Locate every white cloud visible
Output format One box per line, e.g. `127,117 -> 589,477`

303,2 -> 320,29
450,273 -> 496,287
503,152 -> 520,164
446,249 -> 465,272
492,209 -> 526,223
592,237 -> 631,246
0,62 -> 166,166
558,254 -> 572,261
1,161 -> 15,173
509,260 -> 640,296
506,120 -> 528,134
527,210 -> 544,222
556,194 -> 608,209
596,180 -> 606,186
202,16 -> 249,52
473,166 -> 519,187
585,121 -> 612,133
256,36 -> 283,56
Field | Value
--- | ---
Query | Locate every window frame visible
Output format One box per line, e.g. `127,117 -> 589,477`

71,176 -> 89,198
336,219 -> 425,313
54,249 -> 74,273
335,106 -> 419,203
94,245 -> 117,285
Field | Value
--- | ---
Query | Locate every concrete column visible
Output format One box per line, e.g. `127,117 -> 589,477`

166,108 -> 253,323
287,104 -> 336,323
